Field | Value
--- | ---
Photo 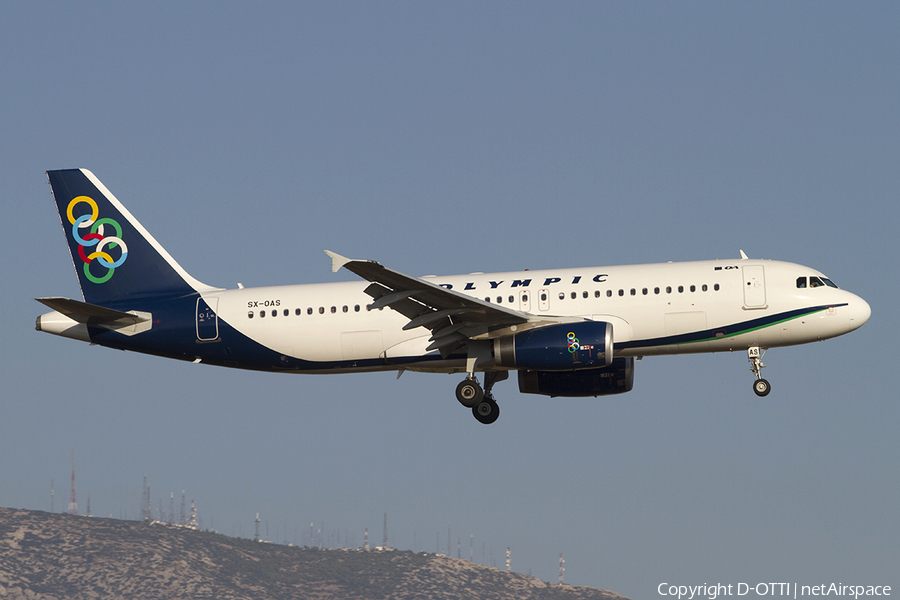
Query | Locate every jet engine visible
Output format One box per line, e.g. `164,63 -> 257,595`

494,321 -> 613,371
517,357 -> 635,397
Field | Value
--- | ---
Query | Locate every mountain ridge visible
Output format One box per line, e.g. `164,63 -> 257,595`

0,507 -> 628,600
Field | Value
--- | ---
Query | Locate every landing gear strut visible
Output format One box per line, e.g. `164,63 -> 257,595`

456,371 -> 508,424
748,346 -> 771,397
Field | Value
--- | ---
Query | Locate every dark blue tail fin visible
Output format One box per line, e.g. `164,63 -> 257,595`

47,169 -> 216,304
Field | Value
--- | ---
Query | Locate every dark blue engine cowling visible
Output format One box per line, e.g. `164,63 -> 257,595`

494,321 -> 613,371
517,357 -> 635,397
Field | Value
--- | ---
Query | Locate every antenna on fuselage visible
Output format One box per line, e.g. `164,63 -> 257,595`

739,249 -> 749,260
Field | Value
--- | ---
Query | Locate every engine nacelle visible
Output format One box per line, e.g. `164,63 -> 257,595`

494,321 -> 613,371
517,357 -> 635,397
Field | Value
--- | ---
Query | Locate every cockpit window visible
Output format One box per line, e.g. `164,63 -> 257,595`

822,278 -> 838,288
796,277 -> 807,288
809,276 -> 825,288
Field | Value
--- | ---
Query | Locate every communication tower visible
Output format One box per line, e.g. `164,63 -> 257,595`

383,512 -> 388,550
67,452 -> 78,515
254,513 -> 261,542
364,527 -> 369,552
506,547 -> 511,572
179,491 -> 186,526
189,499 -> 197,529
141,476 -> 151,521
51,479 -> 54,513
559,553 -> 565,585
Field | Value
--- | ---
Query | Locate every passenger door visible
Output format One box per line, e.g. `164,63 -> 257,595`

742,265 -> 767,308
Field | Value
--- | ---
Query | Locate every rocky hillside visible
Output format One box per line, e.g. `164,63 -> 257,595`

0,508 -> 627,600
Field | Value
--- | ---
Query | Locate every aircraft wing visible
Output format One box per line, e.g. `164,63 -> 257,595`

326,251 -> 536,357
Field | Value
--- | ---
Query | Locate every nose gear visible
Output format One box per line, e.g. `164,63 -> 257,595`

748,346 -> 771,397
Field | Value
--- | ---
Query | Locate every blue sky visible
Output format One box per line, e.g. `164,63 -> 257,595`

1,3 -> 897,597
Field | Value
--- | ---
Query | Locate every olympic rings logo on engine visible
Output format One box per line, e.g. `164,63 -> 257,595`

66,196 -> 128,284
566,331 -> 580,353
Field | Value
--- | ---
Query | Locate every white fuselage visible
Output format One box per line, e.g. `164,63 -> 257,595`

208,258 -> 870,374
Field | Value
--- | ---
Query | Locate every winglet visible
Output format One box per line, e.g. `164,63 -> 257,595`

324,250 -> 352,273
739,249 -> 749,260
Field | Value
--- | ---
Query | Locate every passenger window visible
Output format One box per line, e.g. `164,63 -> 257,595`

583,291 -> 588,299
497,296 -> 503,303
295,308 -> 301,316
678,286 -> 684,293
595,291 -> 601,298
342,306 -> 348,313
485,297 -> 491,302
618,289 -> 624,297
307,307 -> 313,315
355,305 -> 360,312
272,309 -> 277,317
666,286 -> 672,294
797,277 -> 807,288
509,295 -> 515,303
642,288 -> 648,295
248,311 -> 254,319
541,293 -> 547,301
702,284 -> 708,292
654,287 -> 660,294
284,309 -> 289,317
714,284 -> 720,291
571,292 -> 577,299
260,310 -> 266,318
319,307 -> 324,314
559,292 -> 565,300
606,290 -> 612,298
690,285 -> 696,292
331,306 -> 336,313
630,288 -> 636,296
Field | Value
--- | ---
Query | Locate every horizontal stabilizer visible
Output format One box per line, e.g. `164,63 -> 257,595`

35,297 -> 148,325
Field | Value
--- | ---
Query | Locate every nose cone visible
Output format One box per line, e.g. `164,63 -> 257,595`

847,294 -> 871,331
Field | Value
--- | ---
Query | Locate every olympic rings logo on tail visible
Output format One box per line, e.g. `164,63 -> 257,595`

566,332 -> 580,353
66,196 -> 128,284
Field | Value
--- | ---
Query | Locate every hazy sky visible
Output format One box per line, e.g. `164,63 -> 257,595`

2,3 -> 897,597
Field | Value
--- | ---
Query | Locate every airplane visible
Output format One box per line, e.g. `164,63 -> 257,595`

36,169 -> 871,424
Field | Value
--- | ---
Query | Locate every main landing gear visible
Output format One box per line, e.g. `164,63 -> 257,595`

748,346 -> 771,397
455,371 -> 508,424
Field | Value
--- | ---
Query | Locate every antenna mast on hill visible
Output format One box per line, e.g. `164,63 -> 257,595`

189,499 -> 197,529
141,476 -> 151,521
383,512 -> 388,550
67,452 -> 78,515
506,547 -> 511,572
254,513 -> 261,542
559,553 -> 565,585
364,527 -> 369,552
179,491 -> 186,526
51,479 -> 54,513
